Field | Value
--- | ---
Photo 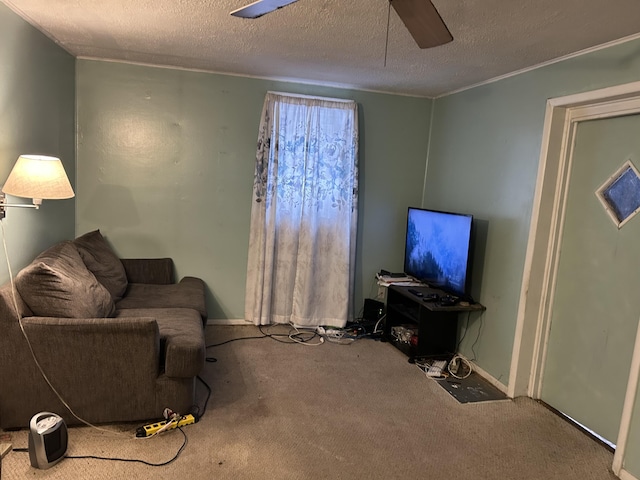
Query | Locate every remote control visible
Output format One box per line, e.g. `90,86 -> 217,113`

438,295 -> 458,306
408,288 -> 423,297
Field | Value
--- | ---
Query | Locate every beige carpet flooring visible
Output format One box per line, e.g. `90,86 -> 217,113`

1,325 -> 617,479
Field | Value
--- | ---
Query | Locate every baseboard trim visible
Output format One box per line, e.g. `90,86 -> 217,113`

620,468 -> 639,480
471,361 -> 510,396
206,318 -> 252,326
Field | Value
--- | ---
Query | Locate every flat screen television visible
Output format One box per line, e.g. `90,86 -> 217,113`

403,207 -> 473,299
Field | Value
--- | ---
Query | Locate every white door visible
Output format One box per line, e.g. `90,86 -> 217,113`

540,113 -> 640,445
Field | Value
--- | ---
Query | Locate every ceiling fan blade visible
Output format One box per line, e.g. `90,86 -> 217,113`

390,0 -> 453,49
231,0 -> 299,19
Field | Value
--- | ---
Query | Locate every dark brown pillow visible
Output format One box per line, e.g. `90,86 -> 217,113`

15,241 -> 115,318
74,230 -> 128,301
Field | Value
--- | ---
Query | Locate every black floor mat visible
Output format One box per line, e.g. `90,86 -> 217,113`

433,372 -> 508,404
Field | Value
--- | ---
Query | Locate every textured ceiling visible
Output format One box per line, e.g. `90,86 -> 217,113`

3,0 -> 640,97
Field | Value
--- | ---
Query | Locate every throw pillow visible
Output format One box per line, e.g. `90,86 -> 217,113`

15,241 -> 116,318
73,230 -> 128,301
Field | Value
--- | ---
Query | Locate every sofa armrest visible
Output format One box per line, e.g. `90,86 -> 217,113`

121,258 -> 174,284
17,316 -> 161,423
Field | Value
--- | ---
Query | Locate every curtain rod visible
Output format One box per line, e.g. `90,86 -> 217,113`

267,91 -> 355,104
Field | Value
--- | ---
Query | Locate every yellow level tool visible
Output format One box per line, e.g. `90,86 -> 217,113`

136,414 -> 197,437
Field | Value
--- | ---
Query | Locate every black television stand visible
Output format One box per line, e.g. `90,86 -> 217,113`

383,285 -> 485,363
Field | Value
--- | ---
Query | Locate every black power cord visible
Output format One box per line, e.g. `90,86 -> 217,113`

205,330 -> 270,362
12,428 -> 187,467
204,324 -> 325,362
191,375 -> 212,420
206,332 -> 269,348
11,372 -> 214,467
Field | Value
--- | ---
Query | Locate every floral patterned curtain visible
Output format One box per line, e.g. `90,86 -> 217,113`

245,92 -> 359,327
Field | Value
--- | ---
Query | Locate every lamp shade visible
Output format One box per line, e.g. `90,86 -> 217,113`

2,155 -> 74,202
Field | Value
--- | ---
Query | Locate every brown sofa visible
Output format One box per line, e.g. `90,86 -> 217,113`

0,230 -> 207,430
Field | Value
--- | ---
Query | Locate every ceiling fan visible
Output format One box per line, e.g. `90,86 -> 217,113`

230,0 -> 453,49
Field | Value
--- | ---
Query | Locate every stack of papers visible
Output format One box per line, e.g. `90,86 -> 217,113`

376,274 -> 422,286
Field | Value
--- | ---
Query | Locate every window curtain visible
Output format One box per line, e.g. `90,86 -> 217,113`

245,92 -> 359,327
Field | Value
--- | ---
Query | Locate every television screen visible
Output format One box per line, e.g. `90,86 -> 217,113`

403,207 -> 473,298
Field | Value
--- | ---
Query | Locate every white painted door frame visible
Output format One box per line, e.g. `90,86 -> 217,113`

508,80 -> 640,478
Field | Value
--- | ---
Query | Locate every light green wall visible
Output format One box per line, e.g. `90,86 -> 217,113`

428,37 -> 640,477
0,3 -> 76,285
76,60 -> 432,319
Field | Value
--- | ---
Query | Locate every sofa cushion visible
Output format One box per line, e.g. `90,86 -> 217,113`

115,277 -> 207,322
15,241 -> 116,318
74,230 -> 128,301
115,308 -> 204,378
120,258 -> 174,285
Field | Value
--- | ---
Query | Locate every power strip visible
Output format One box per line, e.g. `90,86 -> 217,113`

135,414 -> 197,437
426,360 -> 447,377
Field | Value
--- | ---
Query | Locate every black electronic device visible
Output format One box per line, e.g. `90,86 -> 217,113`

408,288 -> 423,297
403,207 -> 473,299
438,295 -> 459,307
28,412 -> 67,469
422,293 -> 440,302
363,298 -> 385,322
